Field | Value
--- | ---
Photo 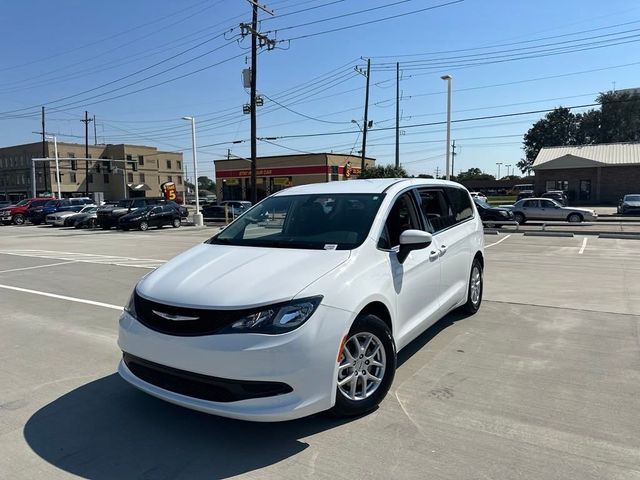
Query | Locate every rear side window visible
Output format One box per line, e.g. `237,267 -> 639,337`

445,187 -> 473,223
417,189 -> 454,233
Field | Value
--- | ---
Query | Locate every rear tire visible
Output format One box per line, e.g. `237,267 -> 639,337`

330,314 -> 396,418
514,212 -> 525,224
461,258 -> 483,315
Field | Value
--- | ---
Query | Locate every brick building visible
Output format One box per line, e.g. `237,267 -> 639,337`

214,153 -> 375,201
532,143 -> 640,204
0,141 -> 183,202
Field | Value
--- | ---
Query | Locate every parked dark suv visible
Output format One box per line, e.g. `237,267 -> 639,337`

118,205 -> 183,231
97,197 -> 187,229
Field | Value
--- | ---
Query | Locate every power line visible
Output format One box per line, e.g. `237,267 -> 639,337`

198,99 -> 632,148
277,0 -> 464,42
0,0 -> 219,73
369,18 -> 640,59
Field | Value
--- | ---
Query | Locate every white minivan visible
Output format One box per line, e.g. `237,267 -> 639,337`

118,179 -> 484,421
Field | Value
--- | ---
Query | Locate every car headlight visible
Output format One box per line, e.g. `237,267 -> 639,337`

499,210 -> 509,217
221,296 -> 322,334
124,291 -> 137,318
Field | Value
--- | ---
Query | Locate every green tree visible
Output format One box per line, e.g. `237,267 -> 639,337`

598,90 -> 640,143
519,107 -> 578,174
197,176 -> 216,193
456,168 -> 495,181
359,165 -> 408,179
518,90 -> 640,174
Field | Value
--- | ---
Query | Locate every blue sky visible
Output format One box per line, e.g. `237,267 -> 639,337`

1,0 -> 640,179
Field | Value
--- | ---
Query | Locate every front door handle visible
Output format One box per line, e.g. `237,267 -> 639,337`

429,251 -> 440,261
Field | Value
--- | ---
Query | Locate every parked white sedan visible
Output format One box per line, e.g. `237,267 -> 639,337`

506,198 -> 597,224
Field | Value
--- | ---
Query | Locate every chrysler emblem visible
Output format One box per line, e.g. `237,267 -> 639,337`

152,310 -> 199,321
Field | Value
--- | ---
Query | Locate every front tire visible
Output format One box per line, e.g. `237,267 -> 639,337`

461,258 -> 483,315
13,214 -> 25,225
567,213 -> 583,223
139,221 -> 149,231
330,314 -> 396,417
172,218 -> 181,228
514,212 -> 525,224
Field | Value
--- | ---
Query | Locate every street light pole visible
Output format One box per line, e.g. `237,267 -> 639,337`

496,162 -> 503,179
183,116 -> 203,227
441,74 -> 452,181
505,164 -> 511,177
45,135 -> 61,198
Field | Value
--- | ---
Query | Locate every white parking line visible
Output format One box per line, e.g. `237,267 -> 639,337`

0,283 -> 123,310
579,237 -> 588,254
0,261 -> 77,274
485,234 -> 512,248
0,249 -> 165,269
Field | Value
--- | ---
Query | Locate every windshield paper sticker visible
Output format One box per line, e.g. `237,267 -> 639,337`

324,244 -> 338,250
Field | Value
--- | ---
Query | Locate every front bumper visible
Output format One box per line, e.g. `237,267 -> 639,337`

117,304 -> 353,421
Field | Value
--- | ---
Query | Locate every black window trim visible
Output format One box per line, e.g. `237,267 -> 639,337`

376,186 -> 426,252
415,185 -> 476,236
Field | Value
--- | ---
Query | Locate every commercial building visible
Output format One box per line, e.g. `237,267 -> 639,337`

214,153 -> 375,201
532,143 -> 640,204
0,141 -> 183,202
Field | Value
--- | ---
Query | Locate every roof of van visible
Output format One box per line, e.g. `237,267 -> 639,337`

272,178 -> 463,196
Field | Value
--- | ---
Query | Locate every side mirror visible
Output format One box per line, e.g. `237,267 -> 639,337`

397,230 -> 432,264
554,204 -> 560,208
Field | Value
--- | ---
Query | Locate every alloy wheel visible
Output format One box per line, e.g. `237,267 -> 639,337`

337,332 -> 386,401
470,265 -> 482,305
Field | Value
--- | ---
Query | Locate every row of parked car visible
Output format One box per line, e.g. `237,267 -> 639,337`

0,196 -> 189,231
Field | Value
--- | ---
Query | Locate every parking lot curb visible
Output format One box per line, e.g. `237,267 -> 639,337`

482,230 -> 499,235
598,233 -> 640,240
524,232 -> 574,238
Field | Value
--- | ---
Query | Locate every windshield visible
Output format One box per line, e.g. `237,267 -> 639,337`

44,200 -> 57,207
81,206 -> 97,213
210,193 -> 385,250
624,195 -> 640,202
16,199 -> 29,206
117,200 -> 131,207
474,198 -> 492,209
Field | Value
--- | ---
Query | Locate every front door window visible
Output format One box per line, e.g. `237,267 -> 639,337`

379,193 -> 421,249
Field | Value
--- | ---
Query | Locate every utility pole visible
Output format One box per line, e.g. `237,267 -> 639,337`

250,2 -> 258,204
93,115 -> 97,145
451,140 -> 456,180
395,62 -> 400,168
361,58 -> 371,172
242,0 -> 274,203
435,166 -> 440,178
496,162 -> 502,179
81,111 -> 93,196
41,106 -> 48,193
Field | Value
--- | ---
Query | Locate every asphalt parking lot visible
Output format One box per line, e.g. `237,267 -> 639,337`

1,226 -> 639,479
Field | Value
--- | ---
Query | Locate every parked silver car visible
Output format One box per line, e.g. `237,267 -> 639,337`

507,198 -> 597,224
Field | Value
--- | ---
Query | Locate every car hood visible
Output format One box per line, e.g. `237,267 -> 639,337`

623,201 -> 640,207
137,243 -> 351,309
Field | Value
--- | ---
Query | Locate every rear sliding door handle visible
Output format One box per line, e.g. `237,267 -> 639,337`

439,245 -> 448,256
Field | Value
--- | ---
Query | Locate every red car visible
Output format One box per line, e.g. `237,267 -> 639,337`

0,197 -> 53,225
